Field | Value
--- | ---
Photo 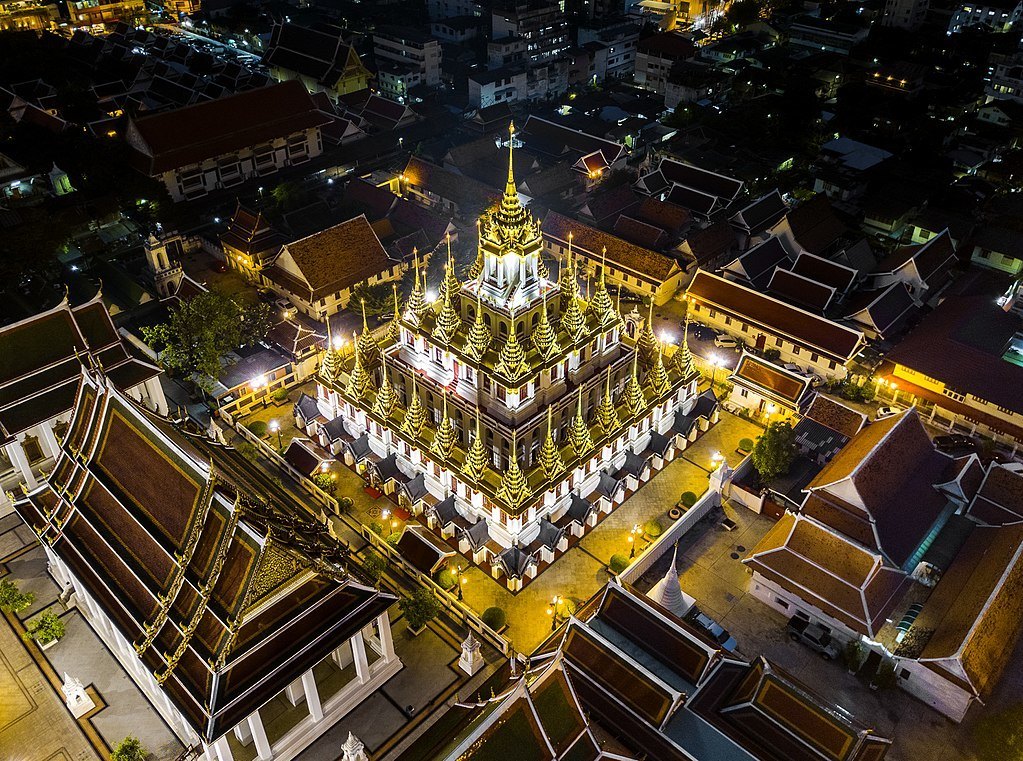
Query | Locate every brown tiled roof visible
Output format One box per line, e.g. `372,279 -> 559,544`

806,410 -> 953,566
768,269 -> 835,312
732,354 -> 809,404
130,81 -> 330,174
791,252 -> 858,293
686,271 -> 863,361
967,464 -> 1023,526
613,215 -> 669,249
745,514 -> 910,636
270,214 -> 393,300
885,294 -> 1023,416
403,156 -> 500,211
804,394 -> 866,438
542,211 -> 679,283
874,230 -> 956,285
658,158 -> 743,202
783,194 -> 848,256
580,183 -> 639,222
912,524 -> 1023,699
634,196 -> 691,235
682,219 -> 735,266
220,203 -> 286,257
521,115 -> 625,165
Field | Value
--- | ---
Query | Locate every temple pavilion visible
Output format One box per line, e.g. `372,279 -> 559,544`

316,124 -> 705,590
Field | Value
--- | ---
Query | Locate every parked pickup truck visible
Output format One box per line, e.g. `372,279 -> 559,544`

786,615 -> 841,660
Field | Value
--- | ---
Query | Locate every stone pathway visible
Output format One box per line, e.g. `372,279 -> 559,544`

0,514 -> 183,761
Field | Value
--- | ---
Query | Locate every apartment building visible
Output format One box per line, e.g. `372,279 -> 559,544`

373,25 -> 442,101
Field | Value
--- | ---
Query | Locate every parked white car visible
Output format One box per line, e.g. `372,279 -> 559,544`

714,335 -> 740,350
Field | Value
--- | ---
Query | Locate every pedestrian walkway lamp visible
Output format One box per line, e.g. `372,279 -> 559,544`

456,565 -> 464,600
710,355 -> 724,387
269,420 -> 282,451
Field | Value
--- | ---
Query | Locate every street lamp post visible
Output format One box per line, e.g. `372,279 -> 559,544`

268,420 -> 282,451
628,531 -> 635,559
710,355 -> 724,387
456,565 -> 464,600
549,595 -> 561,631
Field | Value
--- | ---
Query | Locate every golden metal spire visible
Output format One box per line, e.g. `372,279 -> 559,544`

463,408 -> 489,480
373,350 -> 397,418
537,406 -> 564,479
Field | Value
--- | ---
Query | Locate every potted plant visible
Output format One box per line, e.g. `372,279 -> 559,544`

737,438 -> 755,456
481,607 -> 507,634
338,496 -> 354,514
362,551 -> 387,586
434,567 -> 457,591
399,588 -> 440,636
23,611 -> 66,649
0,579 -> 35,614
111,736 -> 147,761
271,387 -> 289,406
643,519 -> 663,539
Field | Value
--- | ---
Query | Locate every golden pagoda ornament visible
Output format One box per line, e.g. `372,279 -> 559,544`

465,290 -> 492,360
356,301 -> 381,368
672,314 -> 698,378
373,351 -> 397,418
561,290 -> 586,342
387,283 -> 402,345
567,387 -> 593,457
636,300 -> 658,367
405,248 -> 426,324
468,219 -> 485,279
559,235 -> 579,312
346,332 -> 375,401
496,433 -> 530,511
531,290 -> 560,362
537,407 -> 564,479
402,374 -> 427,438
463,410 -> 489,480
496,321 -> 529,381
646,343 -> 671,397
432,391 -> 456,460
439,233 -> 461,310
595,367 -> 619,434
623,353 -> 646,417
319,319 -> 343,383
432,282 -> 462,344
587,248 -> 616,327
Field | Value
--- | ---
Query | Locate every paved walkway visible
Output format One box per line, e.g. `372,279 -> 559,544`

0,514 -> 183,761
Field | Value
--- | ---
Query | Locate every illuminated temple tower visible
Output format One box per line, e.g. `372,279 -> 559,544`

317,124 -> 703,590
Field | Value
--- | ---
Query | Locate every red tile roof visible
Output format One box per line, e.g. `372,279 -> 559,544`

542,211 -> 680,282
130,81 -> 329,174
731,354 -> 810,404
686,271 -> 863,361
782,194 -> 848,256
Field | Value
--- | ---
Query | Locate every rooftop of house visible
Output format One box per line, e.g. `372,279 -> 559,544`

129,81 -> 330,174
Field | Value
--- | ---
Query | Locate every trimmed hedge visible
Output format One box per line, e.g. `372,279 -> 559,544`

482,607 -> 507,630
644,519 -> 663,538
609,554 -> 629,574
246,420 -> 268,437
680,491 -> 698,508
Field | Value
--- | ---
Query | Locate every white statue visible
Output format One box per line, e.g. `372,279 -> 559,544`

458,632 -> 485,676
341,731 -> 368,761
62,672 -> 95,718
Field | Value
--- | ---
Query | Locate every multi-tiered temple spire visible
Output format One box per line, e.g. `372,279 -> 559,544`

672,313 -> 698,378
531,290 -> 560,362
320,319 -> 343,383
646,343 -> 671,397
346,332 -> 374,400
595,367 -> 619,434
567,388 -> 593,457
463,410 -> 489,480
496,433 -> 530,511
636,300 -> 658,367
373,351 -> 397,418
439,233 -> 461,311
496,321 -> 529,381
465,290 -> 492,361
402,375 -> 427,438
587,248 -> 616,328
623,353 -> 646,417
387,284 -> 402,345
431,391 -> 456,460
432,280 -> 462,344
356,301 -> 380,368
405,249 -> 426,324
537,407 -> 564,479
559,235 -> 578,312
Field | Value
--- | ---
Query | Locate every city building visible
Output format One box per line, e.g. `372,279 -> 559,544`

65,0 -> 145,27
0,295 -> 165,516
13,366 -> 400,758
0,0 -> 59,31
947,0 -> 1022,33
633,32 -> 696,95
427,0 -> 482,20
880,287 -> 1023,450
881,0 -> 928,29
787,16 -> 869,56
262,23 -> 371,100
126,81 -> 330,202
314,126 -> 704,589
491,0 -> 571,99
263,215 -> 405,321
576,19 -> 641,81
220,202 -> 287,282
372,26 -> 443,101
686,271 -> 866,381
468,66 -> 528,108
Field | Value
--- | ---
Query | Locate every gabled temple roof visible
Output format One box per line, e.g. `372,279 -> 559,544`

15,370 -> 393,742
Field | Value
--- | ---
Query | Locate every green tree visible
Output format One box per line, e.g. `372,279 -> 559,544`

362,551 -> 387,584
399,588 -> 440,632
142,291 -> 272,390
111,736 -> 147,761
23,611 -> 65,644
351,282 -> 395,317
271,181 -> 310,212
0,579 -> 34,614
751,421 -> 797,482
